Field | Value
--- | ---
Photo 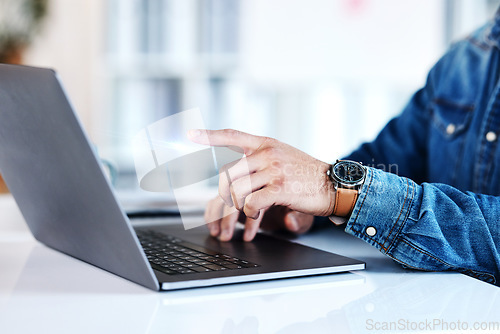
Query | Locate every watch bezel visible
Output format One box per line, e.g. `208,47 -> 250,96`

328,160 -> 366,188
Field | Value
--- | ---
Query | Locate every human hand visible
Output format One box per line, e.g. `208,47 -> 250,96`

204,196 -> 315,241
188,129 -> 335,241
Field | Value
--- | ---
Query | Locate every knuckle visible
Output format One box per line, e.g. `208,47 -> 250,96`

244,199 -> 256,213
243,207 -> 254,219
230,186 -> 243,201
261,145 -> 284,164
269,176 -> 284,187
232,177 -> 251,193
218,189 -> 231,204
218,181 -> 228,195
261,146 -> 276,158
218,173 -> 230,190
219,168 -> 231,186
218,191 -> 232,207
269,159 -> 282,170
223,129 -> 240,138
261,136 -> 275,145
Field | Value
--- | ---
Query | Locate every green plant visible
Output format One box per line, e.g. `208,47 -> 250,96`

0,0 -> 48,62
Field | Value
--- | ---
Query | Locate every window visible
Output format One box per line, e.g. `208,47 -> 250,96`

103,0 -> 499,188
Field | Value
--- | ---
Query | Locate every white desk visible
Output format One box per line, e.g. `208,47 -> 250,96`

1,194 -> 499,334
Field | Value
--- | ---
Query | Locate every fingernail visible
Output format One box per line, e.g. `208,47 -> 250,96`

209,226 -> 219,237
244,229 -> 254,242
287,215 -> 299,231
220,229 -> 231,241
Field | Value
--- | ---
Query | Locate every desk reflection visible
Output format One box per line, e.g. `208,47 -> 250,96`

2,242 -> 499,334
0,244 -> 365,334
277,274 -> 500,334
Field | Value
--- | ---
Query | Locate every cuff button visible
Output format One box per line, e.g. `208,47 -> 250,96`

366,226 -> 377,237
446,123 -> 456,135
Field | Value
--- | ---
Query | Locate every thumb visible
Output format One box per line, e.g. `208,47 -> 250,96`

284,211 -> 314,234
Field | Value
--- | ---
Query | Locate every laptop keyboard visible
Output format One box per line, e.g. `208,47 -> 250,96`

136,230 -> 259,275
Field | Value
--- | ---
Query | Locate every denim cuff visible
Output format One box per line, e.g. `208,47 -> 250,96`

344,167 -> 417,255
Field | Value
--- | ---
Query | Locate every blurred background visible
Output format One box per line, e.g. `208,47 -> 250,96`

2,0 -> 500,190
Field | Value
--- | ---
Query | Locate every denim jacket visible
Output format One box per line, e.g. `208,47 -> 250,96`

343,15 -> 500,285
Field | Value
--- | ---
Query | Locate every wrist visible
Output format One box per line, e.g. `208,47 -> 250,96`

325,160 -> 366,218
318,161 -> 336,216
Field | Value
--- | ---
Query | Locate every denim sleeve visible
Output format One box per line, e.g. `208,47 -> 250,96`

345,167 -> 500,285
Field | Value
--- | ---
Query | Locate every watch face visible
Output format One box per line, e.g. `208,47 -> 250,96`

332,161 -> 365,185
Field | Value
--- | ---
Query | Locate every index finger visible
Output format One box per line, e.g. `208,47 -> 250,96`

187,129 -> 265,153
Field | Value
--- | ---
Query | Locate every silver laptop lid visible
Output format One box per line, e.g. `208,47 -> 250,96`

0,64 -> 159,290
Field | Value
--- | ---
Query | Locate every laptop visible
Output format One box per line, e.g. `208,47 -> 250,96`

0,64 -> 364,291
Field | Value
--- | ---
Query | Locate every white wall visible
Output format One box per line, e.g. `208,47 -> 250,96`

20,0 -> 499,170
240,0 -> 444,85
233,0 -> 447,160
24,0 -> 105,140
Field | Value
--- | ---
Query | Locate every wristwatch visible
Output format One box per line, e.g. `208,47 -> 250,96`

326,160 -> 366,218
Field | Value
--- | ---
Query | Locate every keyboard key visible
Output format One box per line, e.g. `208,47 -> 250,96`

209,258 -> 224,263
232,260 -> 259,268
203,264 -> 226,271
136,230 -> 260,276
162,269 -> 178,275
170,266 -> 184,272
196,261 -> 211,266
190,266 -> 212,272
169,252 -> 183,257
189,258 -> 204,263
223,264 -> 243,269
179,270 -> 194,274
191,252 -> 205,257
218,261 -> 233,266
